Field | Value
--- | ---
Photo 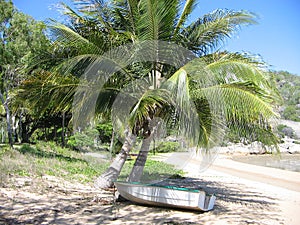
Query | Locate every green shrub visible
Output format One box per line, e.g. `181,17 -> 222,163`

67,128 -> 100,151
283,106 -> 300,122
154,141 -> 181,153
0,144 -> 10,157
277,124 -> 295,138
96,122 -> 113,143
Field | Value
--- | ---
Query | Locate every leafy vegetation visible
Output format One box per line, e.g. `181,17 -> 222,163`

0,0 -> 49,147
154,141 -> 181,153
277,124 -> 296,139
67,128 -> 100,151
273,70 -> 300,121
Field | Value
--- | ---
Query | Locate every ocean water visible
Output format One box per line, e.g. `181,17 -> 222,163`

232,153 -> 300,172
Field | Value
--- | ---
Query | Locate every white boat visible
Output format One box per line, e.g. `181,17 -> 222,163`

114,181 -> 216,211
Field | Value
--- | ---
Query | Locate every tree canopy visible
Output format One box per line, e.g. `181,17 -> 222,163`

0,0 -> 282,188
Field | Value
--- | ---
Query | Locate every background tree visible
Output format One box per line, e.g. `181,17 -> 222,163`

0,0 -> 49,147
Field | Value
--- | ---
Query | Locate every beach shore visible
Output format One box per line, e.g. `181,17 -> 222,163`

1,153 -> 300,224
167,152 -> 300,225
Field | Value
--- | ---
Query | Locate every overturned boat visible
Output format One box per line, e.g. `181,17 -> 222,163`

114,181 -> 216,211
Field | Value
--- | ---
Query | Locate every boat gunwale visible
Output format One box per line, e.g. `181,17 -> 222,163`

114,181 -> 203,193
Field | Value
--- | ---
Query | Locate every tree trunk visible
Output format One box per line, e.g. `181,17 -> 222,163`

18,111 -> 22,144
128,120 -> 162,182
109,130 -> 115,159
62,111 -> 65,147
21,120 -> 28,143
0,91 -> 13,148
12,115 -> 19,143
94,130 -> 136,189
21,120 -> 33,143
127,137 -> 152,182
54,125 -> 57,143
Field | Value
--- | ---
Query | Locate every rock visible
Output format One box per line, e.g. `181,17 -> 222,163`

281,126 -> 295,138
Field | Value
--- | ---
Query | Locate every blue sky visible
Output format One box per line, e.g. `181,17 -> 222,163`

13,0 -> 300,75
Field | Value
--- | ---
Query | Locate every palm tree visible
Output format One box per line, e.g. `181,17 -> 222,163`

23,0 -> 280,188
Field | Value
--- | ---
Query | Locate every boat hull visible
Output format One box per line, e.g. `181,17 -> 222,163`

114,181 -> 216,211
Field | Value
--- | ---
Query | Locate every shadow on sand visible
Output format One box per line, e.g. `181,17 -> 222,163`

0,176 -> 284,225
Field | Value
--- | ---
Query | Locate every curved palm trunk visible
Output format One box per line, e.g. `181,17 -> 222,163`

94,131 -> 136,189
127,137 -> 152,182
128,121 -> 161,182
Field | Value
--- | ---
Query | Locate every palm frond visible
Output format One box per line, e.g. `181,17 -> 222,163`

109,77 -> 170,139
182,9 -> 257,54
49,21 -> 104,55
137,0 -> 179,40
192,83 -> 277,120
18,70 -> 79,116
112,0 -> 139,35
164,68 -> 201,147
174,0 -> 197,35
203,52 -> 281,102
191,82 -> 279,146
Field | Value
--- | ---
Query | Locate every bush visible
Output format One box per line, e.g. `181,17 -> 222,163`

154,141 -> 181,153
283,106 -> 300,122
96,122 -> 113,143
277,124 -> 295,138
96,122 -> 124,155
67,128 -> 100,151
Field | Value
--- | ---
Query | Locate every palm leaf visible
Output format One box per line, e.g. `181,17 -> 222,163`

191,82 -> 279,147
182,9 -> 257,54
203,52 -> 281,102
163,68 -> 201,147
137,0 -> 179,40
49,22 -> 104,55
174,0 -> 197,35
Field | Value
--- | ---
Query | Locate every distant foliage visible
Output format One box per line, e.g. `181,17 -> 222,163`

67,128 -> 99,151
154,141 -> 181,153
96,122 -> 113,143
277,124 -> 295,139
273,71 -> 300,121
283,106 -> 300,122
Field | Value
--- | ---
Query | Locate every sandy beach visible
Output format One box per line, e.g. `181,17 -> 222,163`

1,152 -> 300,224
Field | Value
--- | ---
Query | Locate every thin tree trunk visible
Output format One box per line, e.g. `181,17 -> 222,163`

1,126 -> 5,143
62,111 -> 65,147
18,111 -> 22,144
0,91 -> 13,148
94,130 -> 136,189
54,125 -> 57,143
127,137 -> 152,182
109,130 -> 115,159
12,115 -> 18,143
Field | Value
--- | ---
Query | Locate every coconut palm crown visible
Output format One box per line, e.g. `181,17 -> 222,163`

20,0 -> 281,188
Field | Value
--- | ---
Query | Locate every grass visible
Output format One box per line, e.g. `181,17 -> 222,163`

119,159 -> 185,182
0,141 -> 184,186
